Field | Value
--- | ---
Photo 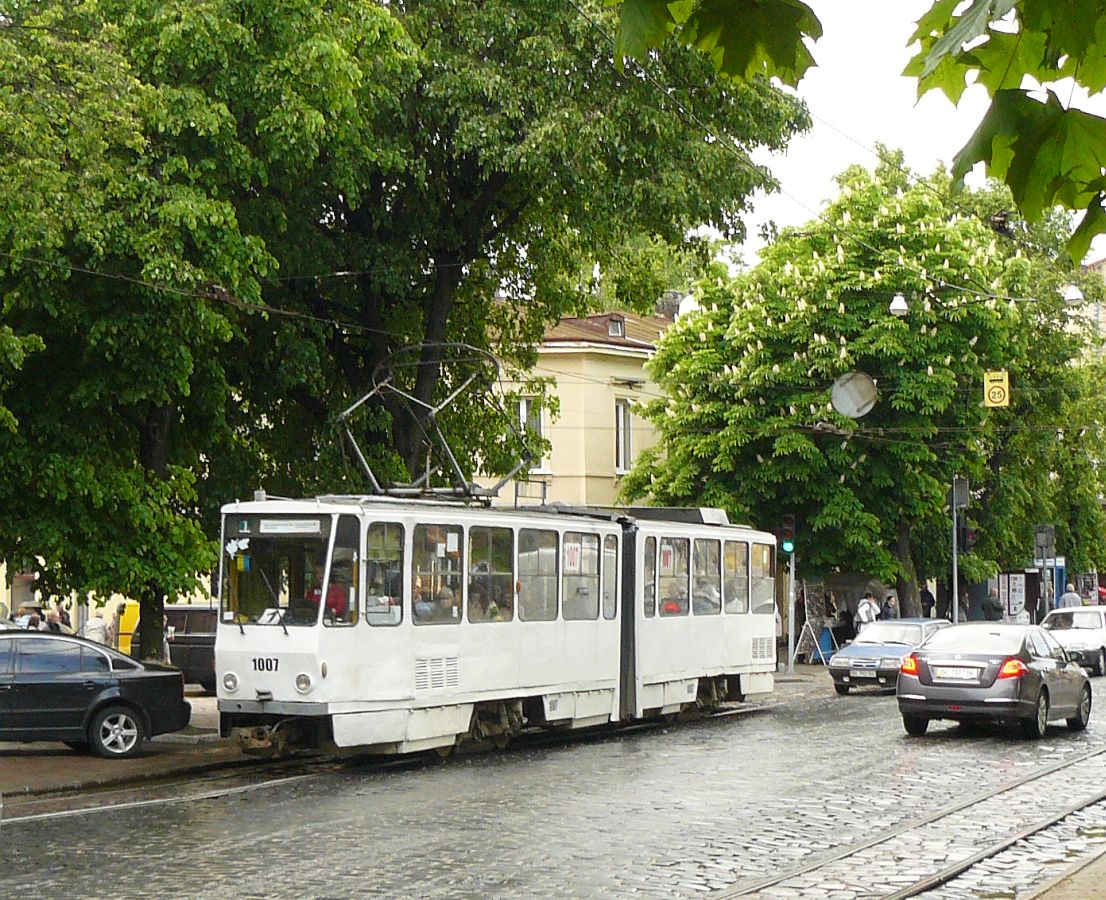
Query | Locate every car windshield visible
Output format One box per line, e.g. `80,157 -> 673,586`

855,623 -> 922,646
921,625 -> 1024,654
1044,611 -> 1103,631
221,515 -> 333,627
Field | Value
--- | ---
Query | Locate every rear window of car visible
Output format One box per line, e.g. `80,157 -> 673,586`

1044,611 -> 1104,631
922,626 -> 1024,654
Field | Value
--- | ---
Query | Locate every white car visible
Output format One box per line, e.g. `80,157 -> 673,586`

1042,607 -> 1106,676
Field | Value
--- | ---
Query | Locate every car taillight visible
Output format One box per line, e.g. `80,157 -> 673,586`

998,658 -> 1028,679
900,655 -> 919,676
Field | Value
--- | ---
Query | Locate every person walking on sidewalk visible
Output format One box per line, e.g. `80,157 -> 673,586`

1059,583 -> 1082,608
855,592 -> 880,631
81,609 -> 110,644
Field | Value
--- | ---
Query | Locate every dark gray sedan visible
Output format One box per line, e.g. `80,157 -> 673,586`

896,623 -> 1091,739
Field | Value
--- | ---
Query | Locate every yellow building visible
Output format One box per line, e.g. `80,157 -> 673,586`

497,309 -> 673,507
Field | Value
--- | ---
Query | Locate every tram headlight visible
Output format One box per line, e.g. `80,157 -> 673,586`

223,672 -> 239,692
295,673 -> 314,694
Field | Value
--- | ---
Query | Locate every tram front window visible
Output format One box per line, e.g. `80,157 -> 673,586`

221,516 -> 332,626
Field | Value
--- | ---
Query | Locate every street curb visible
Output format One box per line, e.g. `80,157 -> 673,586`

6,751 -> 269,800
1023,839 -> 1106,900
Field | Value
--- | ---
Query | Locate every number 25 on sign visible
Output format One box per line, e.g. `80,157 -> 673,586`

984,370 -> 1009,408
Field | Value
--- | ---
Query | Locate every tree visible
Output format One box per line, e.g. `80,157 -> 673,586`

620,154 -> 1106,614
0,2 -> 270,657
108,0 -> 809,497
616,0 -> 1106,260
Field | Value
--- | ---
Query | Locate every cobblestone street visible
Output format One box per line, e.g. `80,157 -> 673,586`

5,683 -> 1106,898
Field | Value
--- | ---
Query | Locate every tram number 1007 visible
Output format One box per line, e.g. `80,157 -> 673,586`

252,657 -> 279,672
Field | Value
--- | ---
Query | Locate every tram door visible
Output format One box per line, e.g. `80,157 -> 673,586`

618,525 -> 639,720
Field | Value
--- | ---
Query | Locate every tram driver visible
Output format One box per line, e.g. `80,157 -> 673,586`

307,562 -> 350,621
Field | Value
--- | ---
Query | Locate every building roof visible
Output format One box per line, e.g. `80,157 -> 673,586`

541,311 -> 673,352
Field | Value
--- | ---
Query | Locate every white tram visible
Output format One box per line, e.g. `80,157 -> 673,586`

215,495 -> 778,754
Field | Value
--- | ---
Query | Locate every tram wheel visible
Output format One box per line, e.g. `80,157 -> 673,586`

493,733 -> 511,750
434,743 -> 455,759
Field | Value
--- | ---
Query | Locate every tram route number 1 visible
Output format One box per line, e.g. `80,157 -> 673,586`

252,657 -> 279,672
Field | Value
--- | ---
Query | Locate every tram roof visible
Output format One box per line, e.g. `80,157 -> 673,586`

223,494 -> 762,534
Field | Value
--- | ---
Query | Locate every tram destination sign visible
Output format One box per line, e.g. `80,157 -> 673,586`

259,518 -> 323,535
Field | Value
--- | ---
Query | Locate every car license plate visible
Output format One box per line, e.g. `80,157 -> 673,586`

849,669 -> 877,678
934,666 -> 977,680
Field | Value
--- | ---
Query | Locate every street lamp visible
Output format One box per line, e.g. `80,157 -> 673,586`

889,292 -> 909,316
1062,284 -> 1084,306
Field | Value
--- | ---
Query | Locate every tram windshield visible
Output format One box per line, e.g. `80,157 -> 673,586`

221,515 -> 334,626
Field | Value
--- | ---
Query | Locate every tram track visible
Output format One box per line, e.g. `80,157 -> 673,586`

717,743 -> 1106,898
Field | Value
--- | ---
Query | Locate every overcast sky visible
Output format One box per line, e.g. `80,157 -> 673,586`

739,0 -> 1106,264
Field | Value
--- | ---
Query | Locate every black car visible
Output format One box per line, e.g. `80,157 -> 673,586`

131,603 -> 217,693
0,631 -> 191,758
896,623 -> 1092,739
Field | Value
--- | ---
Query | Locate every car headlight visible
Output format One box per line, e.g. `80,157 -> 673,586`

829,655 -> 846,667
295,673 -> 314,694
881,657 -> 902,669
223,672 -> 239,692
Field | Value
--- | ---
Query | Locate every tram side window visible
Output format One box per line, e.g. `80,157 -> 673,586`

602,535 -> 618,620
562,531 -> 600,620
412,524 -> 463,625
518,528 -> 557,621
366,522 -> 404,626
751,543 -> 776,614
468,526 -> 514,623
323,515 -> 360,627
692,539 -> 721,616
643,536 -> 656,618
658,537 -> 690,617
723,541 -> 749,613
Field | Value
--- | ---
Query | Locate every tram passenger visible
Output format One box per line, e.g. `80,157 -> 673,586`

434,586 -> 460,621
661,582 -> 688,615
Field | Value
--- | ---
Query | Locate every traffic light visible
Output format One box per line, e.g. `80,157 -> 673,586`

958,523 -> 979,551
780,514 -> 796,554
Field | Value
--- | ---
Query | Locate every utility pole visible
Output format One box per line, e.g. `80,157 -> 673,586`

951,477 -> 969,624
786,550 -> 796,674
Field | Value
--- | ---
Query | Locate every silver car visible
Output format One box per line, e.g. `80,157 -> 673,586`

896,623 -> 1091,739
1042,607 -> 1106,676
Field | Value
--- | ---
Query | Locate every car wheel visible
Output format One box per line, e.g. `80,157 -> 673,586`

1020,690 -> 1049,740
833,683 -> 850,695
63,740 -> 89,754
201,680 -> 217,696
902,715 -> 928,736
1094,649 -> 1106,677
90,705 -> 145,759
1067,684 -> 1092,731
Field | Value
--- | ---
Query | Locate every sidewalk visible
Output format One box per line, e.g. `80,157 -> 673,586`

0,689 -> 244,799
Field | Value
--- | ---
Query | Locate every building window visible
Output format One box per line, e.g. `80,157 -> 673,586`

518,397 -> 547,472
615,399 -> 632,473
608,317 -> 625,337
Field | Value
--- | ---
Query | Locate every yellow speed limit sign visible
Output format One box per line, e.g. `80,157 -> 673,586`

984,370 -> 1009,407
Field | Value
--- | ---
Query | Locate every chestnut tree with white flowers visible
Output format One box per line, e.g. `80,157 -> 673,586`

621,154 -> 1106,614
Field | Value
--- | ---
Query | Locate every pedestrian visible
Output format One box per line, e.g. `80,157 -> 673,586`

936,589 -> 950,621
881,594 -> 900,620
1058,583 -> 1082,608
983,587 -> 1003,621
81,609 -> 109,644
44,609 -> 63,633
920,585 -> 935,619
55,601 -> 70,629
855,591 -> 880,631
957,590 -> 969,622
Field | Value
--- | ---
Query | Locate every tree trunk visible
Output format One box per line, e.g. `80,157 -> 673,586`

137,403 -> 172,661
892,518 -> 922,617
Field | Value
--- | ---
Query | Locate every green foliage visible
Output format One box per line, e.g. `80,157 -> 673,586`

908,0 -> 1106,260
613,0 -> 822,85
622,155 -> 1106,598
